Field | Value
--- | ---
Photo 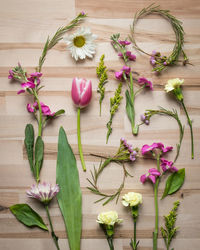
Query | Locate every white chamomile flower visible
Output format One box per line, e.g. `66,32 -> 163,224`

64,27 -> 97,61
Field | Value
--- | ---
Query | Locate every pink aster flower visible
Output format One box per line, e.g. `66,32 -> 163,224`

138,77 -> 153,90
118,40 -> 131,46
160,158 -> 178,173
27,182 -> 59,205
141,142 -> 173,156
17,82 -> 36,95
140,168 -> 161,184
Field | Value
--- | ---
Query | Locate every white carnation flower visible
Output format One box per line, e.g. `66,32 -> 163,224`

96,211 -> 123,226
122,192 -> 142,207
64,27 -> 97,61
165,78 -> 184,92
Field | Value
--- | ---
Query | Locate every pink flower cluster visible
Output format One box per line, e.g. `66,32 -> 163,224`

138,77 -> 153,90
17,72 -> 42,95
120,137 -> 137,161
27,102 -> 55,116
140,142 -> 178,184
115,66 -> 131,80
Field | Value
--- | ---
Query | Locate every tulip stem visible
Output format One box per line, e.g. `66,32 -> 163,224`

77,107 -> 87,172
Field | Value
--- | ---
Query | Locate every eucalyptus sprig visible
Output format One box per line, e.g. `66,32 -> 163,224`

142,107 -> 184,162
37,12 -> 87,72
97,54 -> 108,116
129,4 -> 189,73
106,82 -> 123,143
161,200 -> 180,250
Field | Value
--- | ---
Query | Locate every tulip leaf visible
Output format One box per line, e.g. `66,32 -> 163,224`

56,127 -> 82,250
162,168 -> 185,199
24,124 -> 34,174
34,136 -> 44,182
10,203 -> 48,231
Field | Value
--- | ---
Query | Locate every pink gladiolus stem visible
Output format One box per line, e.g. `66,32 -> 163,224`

77,108 -> 86,171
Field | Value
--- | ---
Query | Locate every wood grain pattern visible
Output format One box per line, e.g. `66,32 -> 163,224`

0,0 -> 200,249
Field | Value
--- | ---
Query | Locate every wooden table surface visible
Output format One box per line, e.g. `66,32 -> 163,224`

0,0 -> 200,249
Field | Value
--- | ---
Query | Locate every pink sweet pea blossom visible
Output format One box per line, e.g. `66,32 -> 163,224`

17,82 -> 36,94
140,168 -> 161,184
71,77 -> 92,108
27,72 -> 42,85
138,77 -> 153,90
118,40 -> 131,46
126,51 -> 136,61
141,142 -> 173,156
115,65 -> 131,80
160,158 -> 178,172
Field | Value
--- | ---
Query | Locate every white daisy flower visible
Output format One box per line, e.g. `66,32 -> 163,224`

64,27 -> 97,61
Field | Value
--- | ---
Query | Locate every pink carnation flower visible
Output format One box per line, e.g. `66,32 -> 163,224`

160,158 -> 178,172
138,77 -> 153,90
27,182 -> 59,205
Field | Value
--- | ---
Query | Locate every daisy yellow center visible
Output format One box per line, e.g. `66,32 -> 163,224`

73,36 -> 86,48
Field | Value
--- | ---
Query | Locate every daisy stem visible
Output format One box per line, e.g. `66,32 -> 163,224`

181,100 -> 194,159
45,205 -> 60,250
153,155 -> 161,250
77,107 -> 86,171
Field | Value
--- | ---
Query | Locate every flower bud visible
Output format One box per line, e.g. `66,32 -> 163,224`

71,77 -> 92,108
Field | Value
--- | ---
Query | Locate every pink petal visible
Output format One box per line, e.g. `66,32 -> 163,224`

79,80 -> 92,107
140,174 -> 147,183
71,78 -> 81,106
115,71 -> 123,80
149,175 -> 156,184
17,89 -> 25,95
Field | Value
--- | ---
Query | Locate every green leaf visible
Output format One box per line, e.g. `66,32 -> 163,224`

24,124 -> 34,173
125,90 -> 134,125
10,204 -> 48,231
56,127 -> 82,250
34,136 -> 44,182
162,169 -> 185,199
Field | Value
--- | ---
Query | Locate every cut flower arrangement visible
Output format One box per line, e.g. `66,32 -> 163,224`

6,4 -> 194,250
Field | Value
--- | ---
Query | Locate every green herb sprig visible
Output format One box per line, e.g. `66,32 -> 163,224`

37,12 -> 87,72
129,4 -> 189,73
106,83 -> 123,143
161,200 -> 180,250
143,107 -> 184,162
96,54 -> 108,116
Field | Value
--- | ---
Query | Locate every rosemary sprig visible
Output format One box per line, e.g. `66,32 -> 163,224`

161,200 -> 180,250
129,4 -> 189,73
106,83 -> 123,143
37,12 -> 86,72
96,54 -> 108,116
144,107 -> 184,162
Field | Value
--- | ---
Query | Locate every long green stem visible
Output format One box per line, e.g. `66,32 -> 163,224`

130,217 -> 138,250
107,237 -> 114,250
153,155 -> 161,250
33,90 -> 43,137
181,100 -> 194,159
77,107 -> 86,171
45,205 -> 60,250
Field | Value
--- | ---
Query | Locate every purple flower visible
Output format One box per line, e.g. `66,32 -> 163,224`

138,77 -> 153,90
8,70 -> 14,79
27,182 -> 59,205
160,158 -> 178,172
141,142 -> 173,156
17,82 -> 36,95
118,40 -> 131,46
140,114 -> 149,125
126,51 -> 136,61
150,56 -> 156,66
115,66 -> 131,80
120,137 -> 137,162
140,168 -> 161,184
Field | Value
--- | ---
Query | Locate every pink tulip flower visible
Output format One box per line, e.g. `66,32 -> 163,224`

71,77 -> 92,108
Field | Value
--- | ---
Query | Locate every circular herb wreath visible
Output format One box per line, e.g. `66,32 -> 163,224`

129,4 -> 189,73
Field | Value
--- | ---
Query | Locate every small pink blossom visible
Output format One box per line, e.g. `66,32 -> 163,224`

71,77 -> 92,108
141,142 -> 173,156
118,40 -> 131,46
27,103 -> 34,113
115,66 -> 131,80
140,114 -> 149,125
160,158 -> 178,172
17,82 -> 36,95
8,70 -> 14,79
27,72 -> 42,85
138,77 -> 153,90
126,51 -> 136,61
30,102 -> 55,116
27,182 -> 59,205
150,56 -> 156,66
140,168 -> 161,184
